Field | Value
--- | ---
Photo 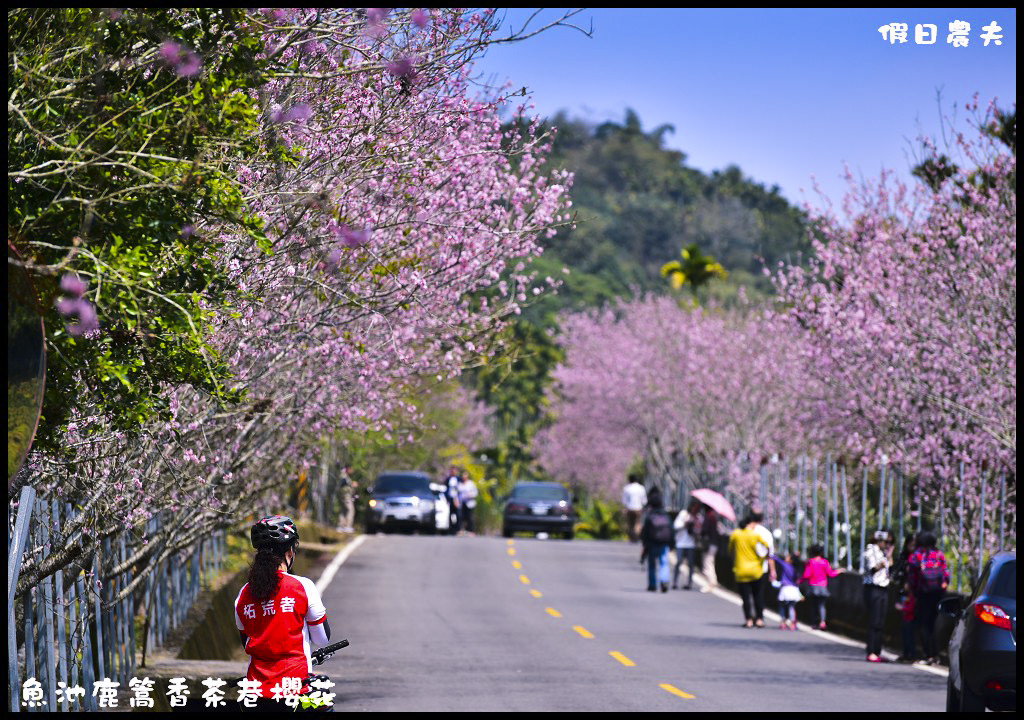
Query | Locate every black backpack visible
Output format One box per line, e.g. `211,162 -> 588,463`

647,511 -> 673,545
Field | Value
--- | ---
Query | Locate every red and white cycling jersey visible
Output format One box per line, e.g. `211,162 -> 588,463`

234,571 -> 328,697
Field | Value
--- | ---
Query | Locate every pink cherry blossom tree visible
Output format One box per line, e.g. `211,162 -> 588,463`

14,8 -> 577,598
774,99 -> 1015,557
534,296 -> 814,502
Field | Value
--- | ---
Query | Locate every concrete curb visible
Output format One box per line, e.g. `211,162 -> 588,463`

316,534 -> 367,594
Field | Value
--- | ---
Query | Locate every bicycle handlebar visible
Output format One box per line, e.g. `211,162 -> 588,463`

311,638 -> 349,667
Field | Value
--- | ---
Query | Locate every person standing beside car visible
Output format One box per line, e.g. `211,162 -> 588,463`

890,533 -> 918,662
862,529 -> 893,662
458,471 -> 478,536
906,530 -> 949,665
445,466 -> 462,535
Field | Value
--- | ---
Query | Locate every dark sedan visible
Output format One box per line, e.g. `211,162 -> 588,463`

502,482 -> 576,539
365,471 -> 438,534
942,551 -> 1016,712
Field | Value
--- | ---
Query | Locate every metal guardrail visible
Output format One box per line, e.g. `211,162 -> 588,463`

667,456 -> 1014,594
7,491 -> 225,712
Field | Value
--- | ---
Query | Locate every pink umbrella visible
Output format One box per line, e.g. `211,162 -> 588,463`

690,488 -> 736,522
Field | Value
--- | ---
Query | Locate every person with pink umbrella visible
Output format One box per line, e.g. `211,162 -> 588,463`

691,489 -> 735,593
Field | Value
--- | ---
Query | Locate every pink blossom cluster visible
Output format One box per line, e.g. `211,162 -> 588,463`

20,9 -> 571,571
775,101 -> 1016,504
534,296 -> 812,499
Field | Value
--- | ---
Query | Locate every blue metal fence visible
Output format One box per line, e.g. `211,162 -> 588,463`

667,455 -> 1015,594
7,488 -> 226,712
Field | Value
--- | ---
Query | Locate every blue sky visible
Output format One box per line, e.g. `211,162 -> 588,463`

472,8 -> 1016,208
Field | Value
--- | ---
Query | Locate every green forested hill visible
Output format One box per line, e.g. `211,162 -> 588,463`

470,109 -> 812,489
525,109 -> 810,315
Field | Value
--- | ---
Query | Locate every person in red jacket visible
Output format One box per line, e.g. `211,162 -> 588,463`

235,515 -> 332,706
905,530 -> 949,666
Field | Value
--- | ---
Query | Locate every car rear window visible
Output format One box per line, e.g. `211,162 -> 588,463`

374,475 -> 431,494
512,485 -> 568,501
990,561 -> 1016,599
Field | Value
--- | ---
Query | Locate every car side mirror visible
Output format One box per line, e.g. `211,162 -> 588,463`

938,596 -> 963,617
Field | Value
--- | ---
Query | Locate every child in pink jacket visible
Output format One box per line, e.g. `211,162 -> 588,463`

799,544 -> 842,630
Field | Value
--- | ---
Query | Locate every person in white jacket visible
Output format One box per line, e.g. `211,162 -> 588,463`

458,471 -> 479,535
672,499 -> 703,589
622,477 -> 648,542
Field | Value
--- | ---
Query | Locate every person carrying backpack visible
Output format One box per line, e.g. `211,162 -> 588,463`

640,488 -> 673,593
906,530 -> 949,665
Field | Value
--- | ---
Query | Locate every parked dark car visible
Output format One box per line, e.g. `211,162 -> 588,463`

502,482 -> 576,539
366,472 -> 438,534
942,551 -> 1016,712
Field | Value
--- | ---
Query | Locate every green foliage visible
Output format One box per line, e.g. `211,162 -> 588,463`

574,494 -> 627,540
524,109 -> 809,312
8,8 -> 267,449
477,110 -> 809,494
467,318 -> 564,498
912,106 -> 1016,196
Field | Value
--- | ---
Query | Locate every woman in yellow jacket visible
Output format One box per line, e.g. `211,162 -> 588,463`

729,511 -> 775,628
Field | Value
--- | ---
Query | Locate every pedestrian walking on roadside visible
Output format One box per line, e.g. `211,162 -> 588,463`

773,550 -> 803,630
640,488 -> 673,592
799,544 -> 842,630
728,513 -> 774,627
906,530 -> 949,666
700,506 -> 722,593
750,507 -> 776,580
862,529 -> 894,662
337,464 -> 357,533
445,466 -> 462,535
672,499 -> 703,589
891,533 -> 918,662
622,475 -> 648,543
458,471 -> 478,535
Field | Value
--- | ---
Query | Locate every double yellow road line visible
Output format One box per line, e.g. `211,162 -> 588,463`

506,539 -> 696,701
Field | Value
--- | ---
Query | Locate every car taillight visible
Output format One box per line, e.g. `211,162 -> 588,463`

507,503 -> 527,514
975,603 -> 1013,630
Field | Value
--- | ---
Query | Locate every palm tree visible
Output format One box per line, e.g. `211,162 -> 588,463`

660,243 -> 728,301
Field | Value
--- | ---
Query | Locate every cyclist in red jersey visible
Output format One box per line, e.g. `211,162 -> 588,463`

235,515 -> 332,704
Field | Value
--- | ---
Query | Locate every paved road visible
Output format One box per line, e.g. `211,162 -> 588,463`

318,534 -> 947,712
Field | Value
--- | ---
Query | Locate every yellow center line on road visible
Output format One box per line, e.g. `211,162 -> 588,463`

512,560 -> 522,569
660,683 -> 696,699
506,539 -> 515,545
609,651 -> 635,667
519,574 -> 531,585
529,589 -> 543,598
572,625 -> 594,639
507,547 -> 516,556
545,607 -> 562,618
